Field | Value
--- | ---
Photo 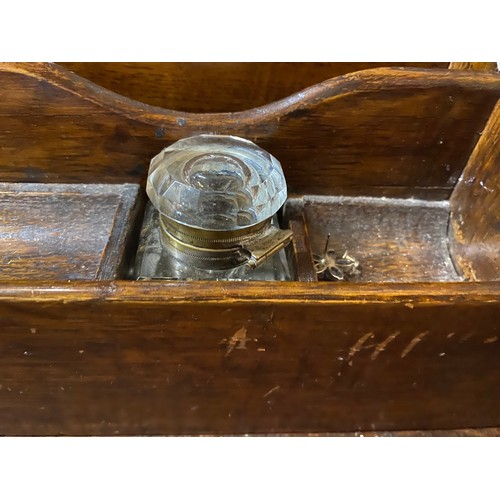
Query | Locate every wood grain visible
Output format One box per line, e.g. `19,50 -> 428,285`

449,62 -> 498,72
0,62 -> 498,436
283,427 -> 500,436
0,280 -> 498,435
0,63 -> 499,199
296,196 -> 460,282
0,183 -> 140,281
59,62 -> 449,113
449,100 -> 500,280
286,213 -> 318,282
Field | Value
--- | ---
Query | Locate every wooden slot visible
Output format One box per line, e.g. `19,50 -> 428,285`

297,195 -> 461,283
285,206 -> 318,282
0,183 -> 140,281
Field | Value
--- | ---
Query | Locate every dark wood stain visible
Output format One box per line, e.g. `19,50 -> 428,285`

449,100 -> 500,281
0,63 -> 498,435
0,64 -> 499,200
286,213 -> 317,282
59,62 -> 450,113
298,196 -> 461,282
0,281 -> 498,435
0,183 -> 139,281
448,62 -> 498,72
282,428 -> 500,436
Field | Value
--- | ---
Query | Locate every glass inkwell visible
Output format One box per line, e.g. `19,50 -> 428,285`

134,135 -> 293,281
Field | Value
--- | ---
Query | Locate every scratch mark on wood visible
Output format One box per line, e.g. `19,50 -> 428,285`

224,326 -> 249,356
484,336 -> 498,344
447,332 -> 456,339
371,331 -> 400,361
263,385 -> 280,398
401,332 -> 428,358
347,332 -> 374,365
268,309 -> 274,323
460,332 -> 474,343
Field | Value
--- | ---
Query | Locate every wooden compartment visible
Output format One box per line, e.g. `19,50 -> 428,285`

0,62 -> 498,435
285,196 -> 460,283
0,183 -> 140,281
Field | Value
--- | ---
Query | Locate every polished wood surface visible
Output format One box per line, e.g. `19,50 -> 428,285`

0,281 -> 498,435
1,63 -> 499,200
0,183 -> 140,281
449,100 -> 500,281
0,62 -> 498,435
59,62 -> 449,113
449,62 -> 498,72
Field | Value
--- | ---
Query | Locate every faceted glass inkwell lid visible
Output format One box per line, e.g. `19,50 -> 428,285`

146,135 -> 288,231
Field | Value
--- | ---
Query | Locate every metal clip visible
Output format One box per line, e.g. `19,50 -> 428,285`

241,226 -> 293,269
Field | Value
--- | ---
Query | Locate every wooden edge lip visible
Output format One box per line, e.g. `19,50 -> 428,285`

449,62 -> 499,72
2,63 -> 500,128
0,280 -> 498,304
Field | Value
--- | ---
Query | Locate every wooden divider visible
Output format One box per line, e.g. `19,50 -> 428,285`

449,100 -> 500,280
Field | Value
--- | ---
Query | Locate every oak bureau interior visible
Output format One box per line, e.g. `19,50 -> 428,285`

0,62 -> 498,435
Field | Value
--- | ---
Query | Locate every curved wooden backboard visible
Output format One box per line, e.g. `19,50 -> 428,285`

1,63 -> 499,199
58,62 -> 450,113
